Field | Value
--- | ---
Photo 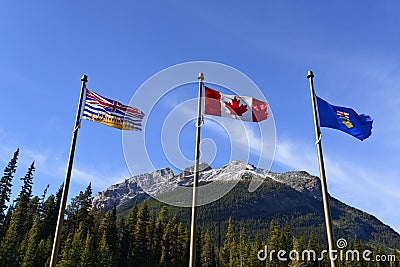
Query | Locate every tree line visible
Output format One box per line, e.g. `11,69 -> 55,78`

0,149 -> 399,266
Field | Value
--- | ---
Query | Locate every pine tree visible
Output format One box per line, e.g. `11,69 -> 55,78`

98,232 -> 113,267
346,236 -> 363,267
153,206 -> 168,265
160,215 -> 178,267
146,216 -> 157,267
58,222 -> 86,267
126,201 -> 138,266
21,216 -> 41,267
12,161 -> 35,241
250,236 -> 264,267
177,222 -> 189,266
390,248 -> 400,267
133,202 -> 150,266
80,232 -> 95,267
375,245 -> 391,267
65,183 -> 93,234
23,196 -> 40,238
36,238 -> 51,267
196,226 -> 203,267
267,219 -> 281,267
41,194 -> 57,239
280,222 -> 293,253
0,219 -> 19,267
220,217 -> 237,267
1,204 -> 14,241
304,232 -> 318,267
201,230 -> 217,267
115,217 -> 129,267
5,161 -> 36,264
98,204 -> 117,265
238,227 -> 250,267
289,236 -> 306,267
0,148 -> 19,230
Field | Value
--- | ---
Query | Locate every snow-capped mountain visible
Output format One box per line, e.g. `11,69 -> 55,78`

92,160 -> 321,211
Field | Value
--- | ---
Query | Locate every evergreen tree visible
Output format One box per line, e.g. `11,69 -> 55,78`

0,148 -> 19,230
98,204 -> 117,265
160,215 -> 178,267
58,222 -> 86,267
65,183 -> 93,234
390,248 -> 400,267
375,245 -> 391,267
36,238 -> 52,267
220,217 -> 237,267
196,226 -> 203,267
346,236 -> 364,267
153,206 -> 168,265
115,217 -> 129,267
126,201 -> 138,266
267,219 -> 281,267
250,236 -> 264,267
289,236 -> 306,267
17,161 -> 35,201
1,204 -> 14,241
177,222 -> 189,266
304,232 -> 318,267
41,194 -> 58,239
146,216 -> 157,267
21,216 -> 41,267
98,231 -> 113,267
23,196 -> 40,238
80,232 -> 95,267
238,227 -> 249,267
12,161 -> 35,240
133,202 -> 150,266
280,222 -> 293,253
201,230 -> 216,267
0,219 -> 19,267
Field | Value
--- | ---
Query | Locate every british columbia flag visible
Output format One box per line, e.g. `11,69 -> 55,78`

82,88 -> 144,131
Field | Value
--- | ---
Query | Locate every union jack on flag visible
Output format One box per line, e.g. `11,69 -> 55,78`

82,88 -> 144,131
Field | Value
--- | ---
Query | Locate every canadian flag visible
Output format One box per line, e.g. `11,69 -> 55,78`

204,86 -> 268,122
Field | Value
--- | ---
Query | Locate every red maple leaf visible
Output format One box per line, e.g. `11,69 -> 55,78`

224,97 -> 248,116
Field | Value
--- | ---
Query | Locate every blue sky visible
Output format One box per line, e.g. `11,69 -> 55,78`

1,1 -> 399,233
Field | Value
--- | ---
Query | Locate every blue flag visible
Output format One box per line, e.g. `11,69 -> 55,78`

316,96 -> 373,141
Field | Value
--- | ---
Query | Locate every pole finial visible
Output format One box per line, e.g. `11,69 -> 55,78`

198,73 -> 204,81
81,75 -> 88,83
307,70 -> 314,79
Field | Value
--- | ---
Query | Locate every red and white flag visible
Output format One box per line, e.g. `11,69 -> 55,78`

204,86 -> 268,122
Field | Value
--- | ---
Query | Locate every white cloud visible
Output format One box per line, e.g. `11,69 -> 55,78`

22,149 -> 48,167
69,167 -> 129,191
274,137 -> 400,233
274,138 -> 319,175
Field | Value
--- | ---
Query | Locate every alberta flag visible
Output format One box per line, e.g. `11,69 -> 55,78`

82,89 -> 144,131
316,96 -> 373,141
204,86 -> 268,122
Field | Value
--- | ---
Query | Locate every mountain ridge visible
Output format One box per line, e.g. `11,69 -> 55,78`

92,160 -> 400,249
92,160 -> 322,211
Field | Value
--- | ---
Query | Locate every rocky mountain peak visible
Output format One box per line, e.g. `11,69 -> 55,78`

92,160 -> 322,211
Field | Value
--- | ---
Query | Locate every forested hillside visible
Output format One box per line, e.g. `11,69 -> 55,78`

0,149 -> 399,266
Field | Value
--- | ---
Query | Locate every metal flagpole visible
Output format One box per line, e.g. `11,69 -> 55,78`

189,72 -> 204,267
307,70 -> 338,267
49,74 -> 88,267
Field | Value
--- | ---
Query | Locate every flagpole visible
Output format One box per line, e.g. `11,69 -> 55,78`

49,74 -> 88,267
307,70 -> 338,267
189,72 -> 204,267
